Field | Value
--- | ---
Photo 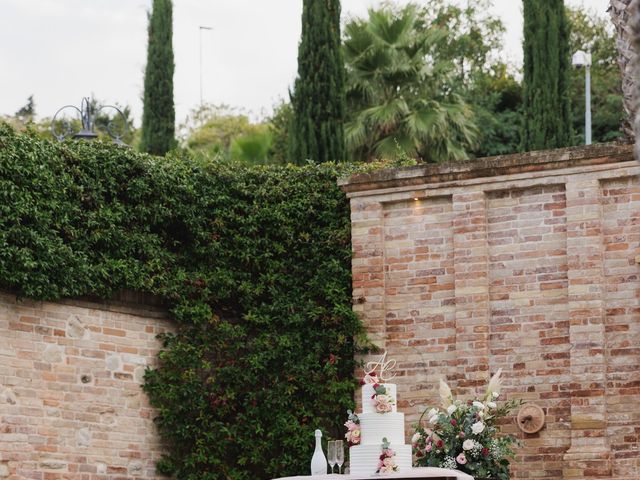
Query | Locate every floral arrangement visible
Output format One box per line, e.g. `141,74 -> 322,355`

411,370 -> 522,480
361,370 -> 396,414
344,410 -> 361,446
376,437 -> 398,474
371,383 -> 395,413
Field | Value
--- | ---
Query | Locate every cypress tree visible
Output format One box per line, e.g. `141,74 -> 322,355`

140,0 -> 176,155
290,0 -> 346,164
522,0 -> 572,150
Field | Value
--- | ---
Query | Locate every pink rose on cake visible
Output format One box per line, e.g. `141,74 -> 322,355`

344,410 -> 361,446
374,394 -> 394,413
379,457 -> 397,473
376,438 -> 399,474
345,428 -> 360,445
345,420 -> 358,431
344,419 -> 361,445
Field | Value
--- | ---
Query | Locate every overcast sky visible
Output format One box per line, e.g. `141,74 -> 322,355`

1,0 -> 608,126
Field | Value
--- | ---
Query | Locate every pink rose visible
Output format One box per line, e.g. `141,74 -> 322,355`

425,444 -> 432,453
456,453 -> 467,465
345,429 -> 360,445
345,420 -> 357,431
375,394 -> 393,413
385,449 -> 395,457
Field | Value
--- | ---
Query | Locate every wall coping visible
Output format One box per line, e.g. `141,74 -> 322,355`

1,289 -> 169,319
338,142 -> 635,195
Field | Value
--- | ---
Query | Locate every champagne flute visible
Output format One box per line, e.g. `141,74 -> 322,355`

335,440 -> 344,474
327,440 -> 337,474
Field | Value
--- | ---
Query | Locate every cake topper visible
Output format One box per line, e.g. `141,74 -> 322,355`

363,351 -> 397,382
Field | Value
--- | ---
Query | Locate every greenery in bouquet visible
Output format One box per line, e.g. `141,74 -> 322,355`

411,370 -> 521,480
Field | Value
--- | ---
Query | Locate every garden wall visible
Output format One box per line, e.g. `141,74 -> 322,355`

0,291 -> 171,479
339,143 -> 639,479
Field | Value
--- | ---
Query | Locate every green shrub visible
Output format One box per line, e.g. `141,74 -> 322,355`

0,123 -> 362,479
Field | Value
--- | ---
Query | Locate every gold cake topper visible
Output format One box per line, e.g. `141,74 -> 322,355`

363,351 -> 397,382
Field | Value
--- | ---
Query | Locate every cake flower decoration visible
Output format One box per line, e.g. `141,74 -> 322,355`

371,383 -> 395,413
376,437 -> 398,473
344,410 -> 361,446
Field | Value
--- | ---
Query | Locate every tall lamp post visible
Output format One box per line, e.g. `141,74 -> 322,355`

199,26 -> 213,107
51,97 -> 128,145
572,50 -> 592,145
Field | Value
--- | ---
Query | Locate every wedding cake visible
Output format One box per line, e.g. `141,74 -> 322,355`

344,354 -> 412,475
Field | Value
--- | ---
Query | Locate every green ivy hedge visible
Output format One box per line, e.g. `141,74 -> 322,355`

0,124 -> 365,479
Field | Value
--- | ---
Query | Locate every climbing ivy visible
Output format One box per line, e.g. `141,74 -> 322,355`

0,124 -> 368,479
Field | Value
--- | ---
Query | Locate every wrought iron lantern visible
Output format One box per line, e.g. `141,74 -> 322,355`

51,97 -> 129,145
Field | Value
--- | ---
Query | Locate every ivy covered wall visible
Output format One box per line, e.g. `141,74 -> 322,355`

0,124 -> 363,479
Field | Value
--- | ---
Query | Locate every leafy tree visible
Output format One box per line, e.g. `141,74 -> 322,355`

15,95 -> 35,123
140,0 -> 176,155
417,1 -> 522,157
180,104 -> 278,165
229,126 -> 273,165
608,0 -> 636,140
471,65 -> 524,157
343,4 -> 478,162
567,6 -> 623,143
522,0 -> 573,150
420,0 -> 505,89
181,104 -> 254,158
290,0 -> 346,164
267,100 -> 293,164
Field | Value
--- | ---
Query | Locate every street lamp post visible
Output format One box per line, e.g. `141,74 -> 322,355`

51,97 -> 128,144
572,50 -> 592,145
199,26 -> 213,107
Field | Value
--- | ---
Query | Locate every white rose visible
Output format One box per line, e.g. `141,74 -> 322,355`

429,415 -> 438,424
471,421 -> 485,434
428,408 -> 438,418
472,401 -> 484,410
462,439 -> 475,451
492,391 -> 499,398
446,404 -> 457,415
487,401 -> 497,409
411,432 -> 422,444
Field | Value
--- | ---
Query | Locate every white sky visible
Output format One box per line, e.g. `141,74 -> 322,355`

0,0 -> 608,126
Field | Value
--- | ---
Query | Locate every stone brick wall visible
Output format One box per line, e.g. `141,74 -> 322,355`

0,291 -> 171,479
340,143 -> 640,479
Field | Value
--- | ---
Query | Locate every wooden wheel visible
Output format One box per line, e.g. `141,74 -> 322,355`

516,403 -> 545,433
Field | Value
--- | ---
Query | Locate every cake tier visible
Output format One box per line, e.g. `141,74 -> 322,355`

358,412 -> 405,445
361,383 -> 397,414
349,443 -> 412,476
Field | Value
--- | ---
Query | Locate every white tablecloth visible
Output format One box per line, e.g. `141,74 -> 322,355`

273,467 -> 474,480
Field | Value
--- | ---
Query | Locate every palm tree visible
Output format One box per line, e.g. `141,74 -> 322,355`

609,0 -> 638,140
343,5 -> 478,163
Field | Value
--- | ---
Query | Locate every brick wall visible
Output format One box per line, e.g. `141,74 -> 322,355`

340,143 -> 640,479
0,292 -> 171,479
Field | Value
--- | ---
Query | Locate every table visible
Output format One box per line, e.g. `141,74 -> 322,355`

274,467 -> 474,480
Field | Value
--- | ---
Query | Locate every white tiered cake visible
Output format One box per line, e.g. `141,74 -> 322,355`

346,355 -> 412,475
